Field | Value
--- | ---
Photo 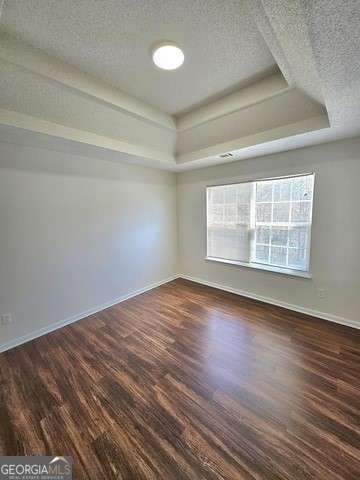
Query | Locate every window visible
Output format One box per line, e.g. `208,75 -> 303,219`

206,174 -> 314,276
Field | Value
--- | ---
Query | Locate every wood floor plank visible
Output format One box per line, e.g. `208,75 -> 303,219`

0,278 -> 359,479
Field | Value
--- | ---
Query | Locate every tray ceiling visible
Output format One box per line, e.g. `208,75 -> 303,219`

0,0 -> 276,115
0,0 -> 358,172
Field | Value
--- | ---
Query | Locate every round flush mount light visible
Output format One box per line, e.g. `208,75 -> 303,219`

152,43 -> 185,70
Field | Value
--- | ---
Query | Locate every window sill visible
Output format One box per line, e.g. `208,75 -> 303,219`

205,256 -> 312,279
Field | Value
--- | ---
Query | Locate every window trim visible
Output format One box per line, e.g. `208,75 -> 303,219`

205,173 -> 315,278
205,256 -> 312,278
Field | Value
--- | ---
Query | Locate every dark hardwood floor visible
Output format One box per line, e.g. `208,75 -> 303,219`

0,278 -> 359,479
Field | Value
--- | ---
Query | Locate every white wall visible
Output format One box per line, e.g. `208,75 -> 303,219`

176,89 -> 324,155
1,136 -> 359,353
177,137 -> 360,327
0,141 -> 178,350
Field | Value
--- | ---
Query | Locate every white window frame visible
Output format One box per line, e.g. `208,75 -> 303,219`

205,173 -> 315,279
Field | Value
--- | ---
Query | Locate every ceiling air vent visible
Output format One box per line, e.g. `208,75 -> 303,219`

220,152 -> 233,158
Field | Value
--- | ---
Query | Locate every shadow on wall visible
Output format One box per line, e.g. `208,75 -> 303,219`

0,137 -> 175,186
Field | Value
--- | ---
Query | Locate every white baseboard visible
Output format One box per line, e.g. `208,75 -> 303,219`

0,275 -> 180,354
180,274 -> 360,330
2,272 -> 357,354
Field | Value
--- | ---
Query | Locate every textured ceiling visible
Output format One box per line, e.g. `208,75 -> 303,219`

0,0 -> 276,115
248,0 -> 360,127
0,0 -> 358,172
303,0 -> 360,126
249,0 -> 324,104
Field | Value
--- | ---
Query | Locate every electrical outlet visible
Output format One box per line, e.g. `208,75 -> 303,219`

0,313 -> 13,325
317,288 -> 327,299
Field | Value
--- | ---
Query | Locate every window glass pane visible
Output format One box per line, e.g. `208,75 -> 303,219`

224,205 -> 236,224
256,181 -> 272,202
289,226 -> 308,249
271,227 -> 288,246
237,185 -> 252,203
208,227 -> 250,261
253,174 -> 313,271
256,226 -> 270,245
207,182 -> 252,263
292,176 -> 313,201
256,203 -> 271,222
225,185 -> 237,203
208,174 -> 313,273
291,201 -> 311,223
238,204 -> 250,224
273,179 -> 291,201
210,205 -> 223,224
255,245 -> 270,263
288,248 -> 307,269
273,202 -> 290,223
270,246 -> 287,266
211,186 -> 224,204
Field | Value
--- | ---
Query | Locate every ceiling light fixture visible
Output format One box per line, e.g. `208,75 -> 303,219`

152,43 -> 184,71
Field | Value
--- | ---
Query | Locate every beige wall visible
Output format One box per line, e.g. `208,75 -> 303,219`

177,137 -> 360,327
0,141 -> 178,351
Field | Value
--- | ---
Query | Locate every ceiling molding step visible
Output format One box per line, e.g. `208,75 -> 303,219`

0,31 -> 176,131
176,71 -> 289,132
176,114 -> 329,165
0,109 -> 175,166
